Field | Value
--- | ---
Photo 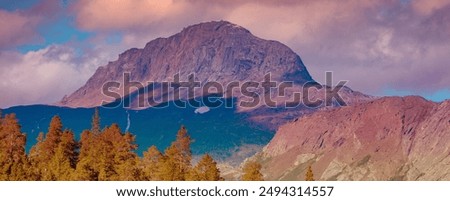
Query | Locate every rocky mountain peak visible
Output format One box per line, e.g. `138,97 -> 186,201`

59,21 -> 315,108
178,20 -> 251,38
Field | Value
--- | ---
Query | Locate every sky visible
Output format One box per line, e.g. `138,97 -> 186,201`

0,0 -> 449,108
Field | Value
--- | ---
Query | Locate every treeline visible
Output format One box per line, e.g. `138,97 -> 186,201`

0,109 -> 263,181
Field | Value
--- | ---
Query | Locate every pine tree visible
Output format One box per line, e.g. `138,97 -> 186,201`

28,132 -> 44,180
29,115 -> 65,180
77,130 -> 94,162
96,125 -> 119,181
159,125 -> 192,181
305,165 -> 315,181
140,146 -> 163,180
91,108 -> 101,135
241,161 -> 264,181
187,154 -> 223,181
172,125 -> 192,179
0,112 -> 3,180
48,130 -> 78,180
114,131 -> 139,180
72,130 -> 93,181
74,109 -> 100,180
42,116 -> 64,160
158,145 -> 180,181
74,109 -> 108,181
0,114 -> 29,181
82,124 -> 138,181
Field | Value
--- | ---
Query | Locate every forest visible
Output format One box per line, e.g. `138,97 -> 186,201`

0,109 -> 264,181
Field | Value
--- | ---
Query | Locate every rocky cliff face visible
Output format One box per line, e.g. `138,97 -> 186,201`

259,96 -> 450,180
59,21 -> 313,108
59,20 -> 372,129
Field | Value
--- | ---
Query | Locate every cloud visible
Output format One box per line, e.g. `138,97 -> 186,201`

0,9 -> 40,49
412,0 -> 450,15
67,0 -> 447,95
2,0 -> 449,108
0,44 -> 112,108
72,0 -> 186,31
0,0 -> 62,49
279,0 -> 450,96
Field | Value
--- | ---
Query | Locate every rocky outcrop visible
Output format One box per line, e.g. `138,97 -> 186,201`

259,96 -> 450,180
59,21 -> 314,108
58,20 -> 372,129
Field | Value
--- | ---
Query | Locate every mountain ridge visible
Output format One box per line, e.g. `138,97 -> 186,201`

59,20 -> 315,108
57,20 -> 373,129
257,96 -> 450,180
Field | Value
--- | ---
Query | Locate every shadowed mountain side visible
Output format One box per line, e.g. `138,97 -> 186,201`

102,81 -> 373,130
4,97 -> 273,161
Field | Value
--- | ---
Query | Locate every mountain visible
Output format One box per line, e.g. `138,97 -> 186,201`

59,20 -> 313,108
58,20 -> 371,129
257,96 -> 450,180
2,21 -> 372,165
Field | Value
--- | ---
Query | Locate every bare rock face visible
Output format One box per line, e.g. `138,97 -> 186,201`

259,96 -> 450,180
59,21 -> 314,108
58,21 -> 372,129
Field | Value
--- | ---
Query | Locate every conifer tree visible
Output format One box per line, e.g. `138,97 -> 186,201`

74,109 -> 106,181
140,145 -> 163,180
91,108 -> 101,135
187,154 -> 223,181
74,110 -> 100,180
74,130 -> 98,180
0,112 -> 3,180
85,124 -> 138,181
305,165 -> 315,181
0,114 -> 29,181
160,125 -> 192,181
158,146 -> 180,181
77,130 -> 94,161
29,115 -> 65,180
42,116 -> 64,160
173,126 -> 192,178
241,161 -> 264,181
114,131 -> 139,180
28,132 -> 44,180
96,125 -> 119,181
49,130 -> 77,180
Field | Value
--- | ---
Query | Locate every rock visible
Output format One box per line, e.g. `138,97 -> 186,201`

57,20 -> 372,129
259,96 -> 450,180
58,21 -> 313,108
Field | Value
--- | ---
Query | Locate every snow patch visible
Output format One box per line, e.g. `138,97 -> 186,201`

194,106 -> 210,114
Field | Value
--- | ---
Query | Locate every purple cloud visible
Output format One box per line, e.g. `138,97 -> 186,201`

70,0 -> 450,98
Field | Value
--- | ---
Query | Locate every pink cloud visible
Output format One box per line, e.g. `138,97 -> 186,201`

0,0 -> 61,49
72,0 -> 188,31
412,0 -> 450,15
0,42 -> 117,108
0,9 -> 40,48
68,0 -> 450,97
0,46 -> 83,108
0,0 -> 448,107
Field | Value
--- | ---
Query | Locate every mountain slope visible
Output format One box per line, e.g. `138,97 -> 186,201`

258,96 -> 450,180
59,21 -> 313,108
58,20 -> 372,129
4,98 -> 273,159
